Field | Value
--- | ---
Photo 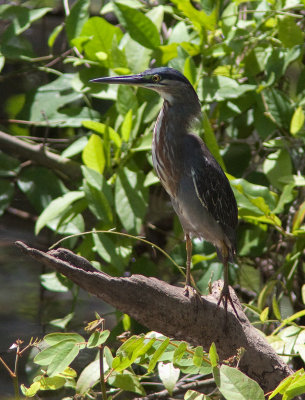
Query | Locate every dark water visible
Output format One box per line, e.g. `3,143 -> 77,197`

0,218 -> 115,398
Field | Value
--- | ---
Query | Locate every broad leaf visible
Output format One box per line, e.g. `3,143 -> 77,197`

115,166 -> 148,234
218,365 -> 265,400
35,191 -> 85,234
114,2 -> 160,49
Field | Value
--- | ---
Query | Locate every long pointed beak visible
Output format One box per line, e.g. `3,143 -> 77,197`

90,73 -> 147,86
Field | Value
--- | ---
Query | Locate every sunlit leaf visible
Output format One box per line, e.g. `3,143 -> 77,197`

114,2 -> 160,49
158,362 -> 180,395
65,0 -> 90,43
82,134 -> 105,174
290,106 -> 305,135
218,365 -> 265,400
148,338 -> 170,372
0,179 -> 14,216
35,191 -> 84,234
115,166 -> 148,234
87,330 -> 110,348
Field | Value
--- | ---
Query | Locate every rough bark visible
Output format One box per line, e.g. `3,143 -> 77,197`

16,241 -> 292,395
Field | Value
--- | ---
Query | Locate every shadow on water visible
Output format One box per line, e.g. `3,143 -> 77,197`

0,217 -> 115,398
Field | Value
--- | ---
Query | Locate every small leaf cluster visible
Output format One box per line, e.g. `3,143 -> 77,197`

20,329 -> 305,399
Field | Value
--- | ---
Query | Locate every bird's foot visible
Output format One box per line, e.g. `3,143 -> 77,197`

216,284 -> 240,321
183,284 -> 197,298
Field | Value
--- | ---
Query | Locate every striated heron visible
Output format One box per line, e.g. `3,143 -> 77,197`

91,67 -> 239,317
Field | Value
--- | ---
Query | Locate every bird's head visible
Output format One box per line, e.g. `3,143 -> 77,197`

90,67 -> 199,107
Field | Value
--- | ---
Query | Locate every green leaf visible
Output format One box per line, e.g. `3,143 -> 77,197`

238,264 -> 261,293
260,307 -> 269,323
272,183 -> 295,214
0,151 -> 20,177
292,201 -> 305,233
93,233 -> 131,274
39,376 -> 66,390
21,381 -> 41,397
87,330 -> 110,348
268,369 -> 304,399
158,362 -> 180,395
65,0 -> 90,43
172,0 -> 217,31
113,336 -> 146,372
257,280 -> 277,311
202,111 -> 225,171
272,295 -> 282,320
221,1 -> 238,36
82,120 -> 121,148
34,335 -> 84,378
48,24 -> 63,48
108,370 -> 146,395
148,337 -> 170,372
115,166 -> 148,234
121,109 -> 133,141
0,53 -> 5,72
82,166 -> 113,225
76,359 -> 102,394
0,179 -> 14,216
117,85 -> 138,116
82,134 -> 105,174
0,6 -> 51,39
218,365 -> 265,400
35,191 -> 84,234
184,390 -> 207,400
173,342 -> 188,364
44,332 -> 85,345
231,178 -> 280,226
263,149 -> 292,190
50,313 -> 74,330
201,76 -> 256,102
209,342 -> 218,368
192,346 -> 204,367
290,106 -> 304,135
15,74 -> 101,127
261,88 -> 293,130
47,341 -> 80,377
78,16 -> 123,65
18,167 -> 67,213
114,2 -> 160,49
62,136 -> 88,158
278,16 -> 304,48
40,272 -> 71,293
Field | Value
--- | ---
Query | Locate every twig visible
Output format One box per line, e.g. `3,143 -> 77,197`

138,377 -> 215,400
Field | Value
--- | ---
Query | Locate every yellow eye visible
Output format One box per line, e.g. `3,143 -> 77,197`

152,74 -> 161,83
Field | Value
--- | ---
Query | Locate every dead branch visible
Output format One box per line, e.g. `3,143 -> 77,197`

16,241 -> 293,395
0,130 -> 81,180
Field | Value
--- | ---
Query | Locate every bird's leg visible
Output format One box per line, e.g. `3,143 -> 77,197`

217,249 -> 240,320
183,234 -> 192,295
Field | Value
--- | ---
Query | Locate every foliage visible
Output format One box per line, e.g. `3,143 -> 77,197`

1,0 -> 305,398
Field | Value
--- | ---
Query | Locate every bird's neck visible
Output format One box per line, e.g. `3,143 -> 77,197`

152,98 -> 200,197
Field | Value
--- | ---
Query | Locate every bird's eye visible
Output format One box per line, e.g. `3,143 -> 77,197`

152,74 -> 161,83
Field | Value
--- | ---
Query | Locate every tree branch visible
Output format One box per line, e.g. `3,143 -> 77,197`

15,241 -> 292,395
0,130 -> 81,180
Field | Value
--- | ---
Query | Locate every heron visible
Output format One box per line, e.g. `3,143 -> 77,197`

91,67 -> 239,317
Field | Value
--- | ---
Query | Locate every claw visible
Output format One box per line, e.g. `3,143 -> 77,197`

217,284 -> 240,321
183,284 -> 200,301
